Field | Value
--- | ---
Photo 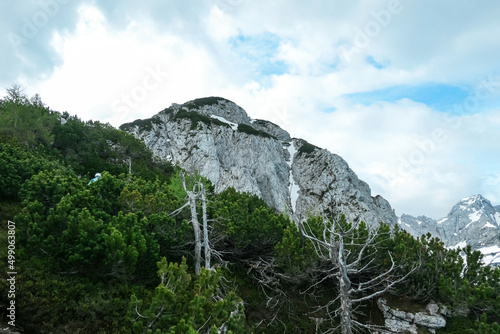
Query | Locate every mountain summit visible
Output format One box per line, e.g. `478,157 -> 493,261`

400,194 -> 500,265
120,97 -> 396,226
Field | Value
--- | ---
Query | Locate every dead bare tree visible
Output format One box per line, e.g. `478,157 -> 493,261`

170,172 -> 221,275
199,182 -> 211,270
300,214 -> 416,334
183,174 -> 203,275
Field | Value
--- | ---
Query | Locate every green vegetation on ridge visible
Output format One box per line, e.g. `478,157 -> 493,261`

237,123 -> 276,139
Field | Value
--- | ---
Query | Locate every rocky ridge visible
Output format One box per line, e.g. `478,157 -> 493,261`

397,214 -> 443,240
120,97 -> 397,227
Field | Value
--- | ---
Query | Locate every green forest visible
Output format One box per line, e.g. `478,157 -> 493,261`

1,86 -> 499,333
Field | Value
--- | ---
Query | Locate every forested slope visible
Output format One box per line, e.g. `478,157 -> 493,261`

1,86 -> 499,333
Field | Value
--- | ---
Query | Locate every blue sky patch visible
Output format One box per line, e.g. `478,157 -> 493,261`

366,56 -> 385,69
229,33 -> 289,77
323,106 -> 337,113
344,83 -> 470,111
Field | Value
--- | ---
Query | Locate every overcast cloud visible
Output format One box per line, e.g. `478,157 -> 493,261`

1,0 -> 499,218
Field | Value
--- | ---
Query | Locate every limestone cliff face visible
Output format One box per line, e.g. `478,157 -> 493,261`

120,97 -> 397,227
289,139 -> 395,225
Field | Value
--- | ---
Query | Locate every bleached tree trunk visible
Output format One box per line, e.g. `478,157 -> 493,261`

181,174 -> 202,276
174,173 -> 216,276
336,228 -> 353,334
189,189 -> 202,276
339,273 -> 353,334
199,182 -> 211,270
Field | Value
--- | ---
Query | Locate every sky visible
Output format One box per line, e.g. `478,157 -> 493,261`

1,0 -> 500,218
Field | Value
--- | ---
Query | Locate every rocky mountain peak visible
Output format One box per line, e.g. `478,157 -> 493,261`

451,194 -> 494,213
399,194 -> 500,266
121,97 -> 397,227
181,97 -> 253,125
446,194 -> 498,230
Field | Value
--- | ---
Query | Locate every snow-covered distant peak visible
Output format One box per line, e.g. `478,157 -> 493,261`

461,194 -> 482,205
400,195 -> 500,265
451,194 -> 495,216
457,195 -> 491,211
458,195 -> 492,209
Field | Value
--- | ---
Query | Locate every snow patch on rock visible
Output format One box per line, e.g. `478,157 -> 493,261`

468,210 -> 482,223
211,115 -> 238,131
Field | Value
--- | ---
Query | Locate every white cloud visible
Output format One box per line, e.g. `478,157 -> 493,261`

314,105 -> 500,218
33,5 -> 234,126
2,0 -> 500,219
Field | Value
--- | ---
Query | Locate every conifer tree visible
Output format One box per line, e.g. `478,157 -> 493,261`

128,257 -> 245,333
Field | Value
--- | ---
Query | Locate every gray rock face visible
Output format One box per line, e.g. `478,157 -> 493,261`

121,97 -> 397,227
251,119 -> 291,142
398,214 -> 443,239
399,195 -> 500,266
291,141 -> 396,226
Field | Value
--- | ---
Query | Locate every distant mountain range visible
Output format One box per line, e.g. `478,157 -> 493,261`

399,195 -> 500,265
121,97 -> 499,266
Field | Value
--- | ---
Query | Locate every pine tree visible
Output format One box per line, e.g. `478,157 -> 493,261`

128,257 -> 245,333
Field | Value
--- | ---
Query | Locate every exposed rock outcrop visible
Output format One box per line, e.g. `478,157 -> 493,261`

121,97 -> 397,227
377,298 -> 447,334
